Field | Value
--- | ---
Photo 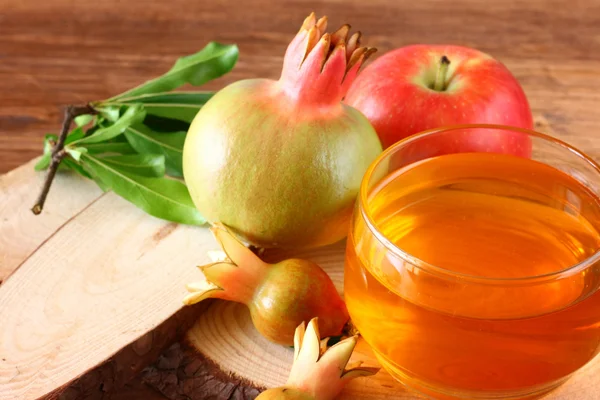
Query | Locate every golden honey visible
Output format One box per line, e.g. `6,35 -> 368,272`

345,151 -> 600,398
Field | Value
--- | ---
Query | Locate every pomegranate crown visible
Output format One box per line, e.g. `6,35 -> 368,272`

285,318 -> 379,399
183,224 -> 267,306
280,12 -> 377,106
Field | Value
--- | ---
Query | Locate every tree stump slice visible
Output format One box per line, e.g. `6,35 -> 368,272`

0,159 -> 103,282
142,240 -> 600,400
0,162 -> 221,400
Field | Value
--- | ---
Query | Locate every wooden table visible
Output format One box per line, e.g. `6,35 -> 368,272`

1,0 -> 600,173
2,1 -> 600,399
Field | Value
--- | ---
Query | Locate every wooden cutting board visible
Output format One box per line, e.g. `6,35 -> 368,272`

1,120 -> 600,400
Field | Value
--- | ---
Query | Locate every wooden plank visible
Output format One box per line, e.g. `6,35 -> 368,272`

0,191 -> 217,400
0,160 -> 103,282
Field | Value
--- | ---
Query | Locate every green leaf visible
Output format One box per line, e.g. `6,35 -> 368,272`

85,123 -> 100,137
107,134 -> 130,143
143,114 -> 190,133
34,155 -> 51,171
84,142 -> 136,155
108,43 -> 238,100
65,127 -> 86,144
124,124 -> 186,177
97,106 -> 121,122
34,134 -> 58,171
134,104 -> 199,123
81,153 -> 205,225
63,158 -> 92,179
74,104 -> 146,145
74,114 -> 94,127
114,91 -> 214,105
99,154 -> 166,177
105,91 -> 213,123
65,146 -> 88,162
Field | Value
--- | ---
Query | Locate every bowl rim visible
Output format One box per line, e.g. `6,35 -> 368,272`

358,123 -> 600,285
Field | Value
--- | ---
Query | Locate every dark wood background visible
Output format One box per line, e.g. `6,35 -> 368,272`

1,0 -> 600,174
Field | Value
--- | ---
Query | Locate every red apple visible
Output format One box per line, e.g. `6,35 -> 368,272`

345,45 -> 533,155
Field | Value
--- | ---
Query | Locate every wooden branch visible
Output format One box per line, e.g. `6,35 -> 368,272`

31,104 -> 96,215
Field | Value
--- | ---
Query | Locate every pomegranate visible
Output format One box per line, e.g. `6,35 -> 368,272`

183,225 -> 350,345
183,13 -> 382,249
256,318 -> 379,400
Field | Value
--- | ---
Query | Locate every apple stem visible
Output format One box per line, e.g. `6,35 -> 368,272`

433,55 -> 451,91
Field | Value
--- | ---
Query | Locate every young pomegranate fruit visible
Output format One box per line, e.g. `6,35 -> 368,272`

183,224 -> 350,345
256,318 -> 379,400
183,13 -> 382,249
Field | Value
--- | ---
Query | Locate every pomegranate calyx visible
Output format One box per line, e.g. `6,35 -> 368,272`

330,24 -> 350,47
280,13 -> 377,106
347,47 -> 377,74
346,31 -> 362,62
183,224 -> 269,306
183,278 -> 222,305
284,318 -> 379,400
299,12 -> 327,33
303,26 -> 321,63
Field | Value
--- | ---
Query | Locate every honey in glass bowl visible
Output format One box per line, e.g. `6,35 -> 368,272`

345,125 -> 600,399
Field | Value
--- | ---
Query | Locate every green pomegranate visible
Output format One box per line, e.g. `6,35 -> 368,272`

183,13 -> 382,248
184,224 -> 349,345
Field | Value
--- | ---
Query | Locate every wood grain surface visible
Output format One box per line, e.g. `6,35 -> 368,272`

0,160 -> 218,400
1,0 -> 600,173
0,160 -> 103,281
2,1 -> 600,399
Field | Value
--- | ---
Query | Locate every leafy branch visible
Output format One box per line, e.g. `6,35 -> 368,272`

32,42 -> 239,225
31,104 -> 97,214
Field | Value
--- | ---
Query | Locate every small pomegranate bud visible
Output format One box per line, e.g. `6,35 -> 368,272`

183,225 -> 350,345
256,318 -> 379,400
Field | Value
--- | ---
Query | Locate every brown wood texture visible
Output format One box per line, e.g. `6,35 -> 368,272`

1,0 -> 600,173
2,1 -> 600,400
